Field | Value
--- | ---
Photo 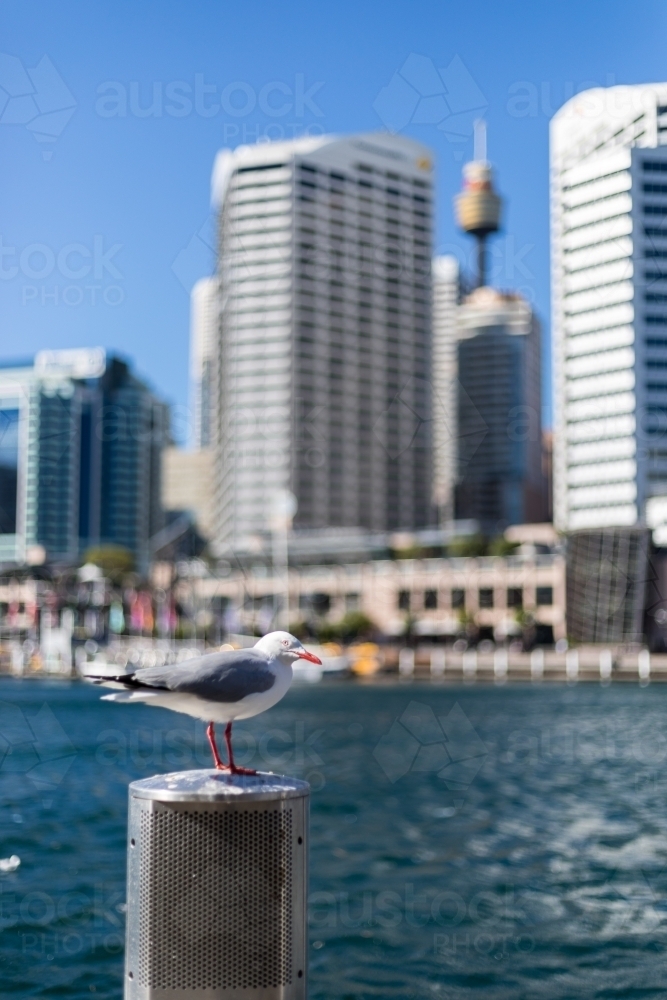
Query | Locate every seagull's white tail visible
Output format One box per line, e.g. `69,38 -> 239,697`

101,691 -> 160,703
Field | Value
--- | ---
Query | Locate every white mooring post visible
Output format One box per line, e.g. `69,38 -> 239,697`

638,648 -> 651,684
530,647 -> 544,681
125,772 -> 309,1000
462,649 -> 477,679
493,647 -> 508,682
565,649 -> 579,682
399,648 -> 415,678
430,646 -> 446,679
599,649 -> 612,683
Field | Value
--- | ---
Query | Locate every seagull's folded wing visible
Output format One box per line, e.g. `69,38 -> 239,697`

133,649 -> 276,704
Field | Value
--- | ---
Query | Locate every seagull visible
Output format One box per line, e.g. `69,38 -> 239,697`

85,631 -> 322,774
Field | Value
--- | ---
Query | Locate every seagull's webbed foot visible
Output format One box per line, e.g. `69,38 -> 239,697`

213,760 -> 256,775
223,721 -> 256,776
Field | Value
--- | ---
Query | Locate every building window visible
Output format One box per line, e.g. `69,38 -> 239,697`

299,593 -> 331,614
478,588 -> 494,609
0,406 -> 19,534
424,589 -> 437,610
451,588 -> 465,610
507,587 -> 523,608
398,590 -> 410,611
536,586 -> 553,606
345,593 -> 359,612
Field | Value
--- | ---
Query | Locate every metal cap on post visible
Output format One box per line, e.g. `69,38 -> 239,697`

125,770 -> 309,1000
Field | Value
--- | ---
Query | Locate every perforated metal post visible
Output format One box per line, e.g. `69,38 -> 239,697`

125,771 -> 309,1000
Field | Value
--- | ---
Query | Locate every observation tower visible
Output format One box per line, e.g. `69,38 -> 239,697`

454,121 -> 502,287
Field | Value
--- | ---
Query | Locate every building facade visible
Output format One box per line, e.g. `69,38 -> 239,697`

162,446 -> 215,540
432,255 -> 462,524
194,546 -> 565,643
551,82 -> 667,531
454,287 -> 546,532
210,132 -> 434,550
0,349 -> 167,568
190,276 -> 218,450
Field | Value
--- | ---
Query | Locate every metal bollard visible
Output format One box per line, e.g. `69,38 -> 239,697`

124,770 -> 309,1000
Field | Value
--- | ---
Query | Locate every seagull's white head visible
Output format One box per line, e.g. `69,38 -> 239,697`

255,631 -> 322,666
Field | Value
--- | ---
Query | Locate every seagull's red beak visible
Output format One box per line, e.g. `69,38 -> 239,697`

298,648 -> 322,665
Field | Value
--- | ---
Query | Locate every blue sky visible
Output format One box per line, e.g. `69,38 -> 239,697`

1,0 -> 666,439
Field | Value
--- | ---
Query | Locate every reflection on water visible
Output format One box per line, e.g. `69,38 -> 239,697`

1,679 -> 667,998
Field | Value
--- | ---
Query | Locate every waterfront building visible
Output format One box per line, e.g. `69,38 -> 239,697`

0,348 -> 167,568
193,523 -> 565,643
551,82 -> 667,532
454,287 -> 547,532
209,132 -> 434,551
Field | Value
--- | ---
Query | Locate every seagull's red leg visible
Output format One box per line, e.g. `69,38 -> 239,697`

224,721 -> 257,776
206,722 -> 229,771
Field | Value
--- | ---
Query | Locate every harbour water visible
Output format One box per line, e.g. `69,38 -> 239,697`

2,677 -> 667,998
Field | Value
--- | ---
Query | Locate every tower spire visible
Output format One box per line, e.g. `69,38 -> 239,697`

473,118 -> 486,163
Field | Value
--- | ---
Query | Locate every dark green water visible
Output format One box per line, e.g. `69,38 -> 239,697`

2,677 -> 667,999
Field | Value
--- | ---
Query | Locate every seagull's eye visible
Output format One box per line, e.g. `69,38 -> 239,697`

282,639 -> 289,646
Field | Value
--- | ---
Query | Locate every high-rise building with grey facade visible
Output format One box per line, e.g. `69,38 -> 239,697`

210,133 -> 434,550
551,82 -> 667,533
454,287 -> 547,532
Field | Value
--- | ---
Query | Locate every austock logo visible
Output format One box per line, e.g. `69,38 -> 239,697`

0,701 -> 76,788
0,54 -> 76,159
373,700 -> 488,789
374,53 -> 487,151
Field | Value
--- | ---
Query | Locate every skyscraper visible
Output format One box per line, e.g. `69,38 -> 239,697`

210,133 -> 434,550
551,82 -> 667,531
454,287 -> 546,531
0,349 -> 167,568
431,255 -> 462,524
190,276 -> 218,449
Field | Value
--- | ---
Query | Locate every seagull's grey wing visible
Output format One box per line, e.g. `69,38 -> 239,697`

133,649 -> 276,703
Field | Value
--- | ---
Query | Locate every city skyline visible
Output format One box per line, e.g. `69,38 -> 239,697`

4,2 -> 667,431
